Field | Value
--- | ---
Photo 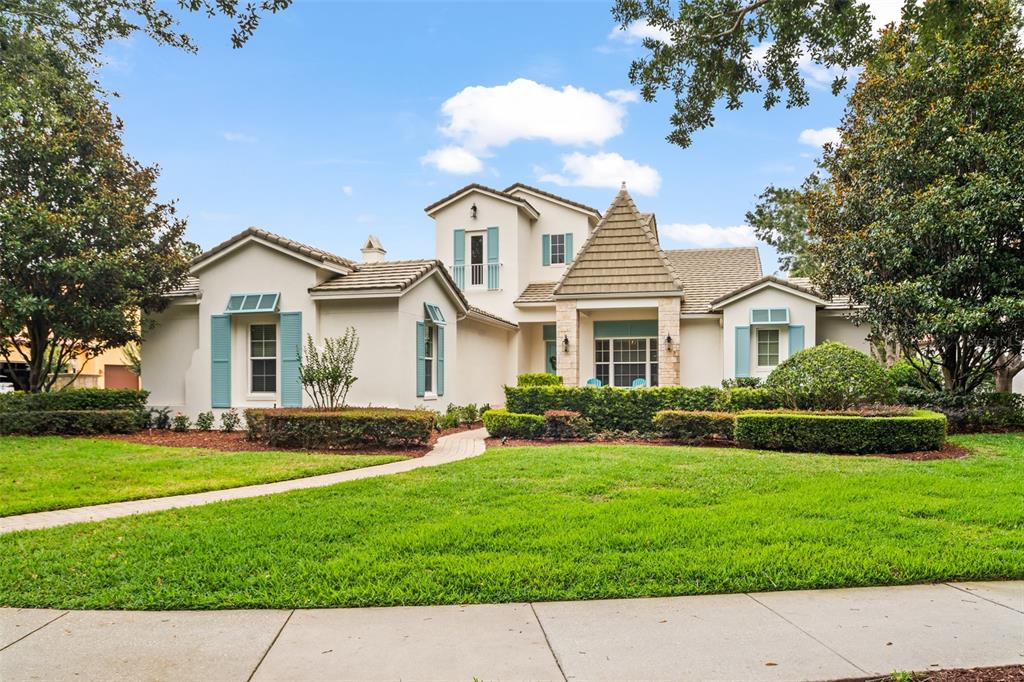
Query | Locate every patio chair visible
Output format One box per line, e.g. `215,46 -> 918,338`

585,378 -> 602,387
631,378 -> 647,388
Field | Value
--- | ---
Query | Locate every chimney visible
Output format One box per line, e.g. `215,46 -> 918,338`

360,234 -> 386,264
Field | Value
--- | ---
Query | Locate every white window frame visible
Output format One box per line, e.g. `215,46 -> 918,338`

756,328 -> 781,368
549,233 -> 566,265
423,321 -> 436,397
248,322 -> 278,397
468,231 -> 486,288
594,337 -> 659,387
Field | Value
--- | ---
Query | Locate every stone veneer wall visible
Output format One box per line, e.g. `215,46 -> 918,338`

658,297 -> 681,386
555,299 -> 579,387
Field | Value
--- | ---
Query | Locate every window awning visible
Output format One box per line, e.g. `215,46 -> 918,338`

225,293 -> 280,314
424,303 -> 446,325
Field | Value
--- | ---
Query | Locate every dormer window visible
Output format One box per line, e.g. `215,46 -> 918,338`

550,234 -> 566,264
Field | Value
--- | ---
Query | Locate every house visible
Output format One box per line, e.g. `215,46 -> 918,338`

141,183 -> 871,416
1,345 -> 139,392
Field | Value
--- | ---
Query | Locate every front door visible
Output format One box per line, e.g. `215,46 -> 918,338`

545,340 -> 557,375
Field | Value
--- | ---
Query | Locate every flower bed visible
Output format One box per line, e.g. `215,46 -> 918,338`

734,409 -> 947,454
251,407 -> 435,450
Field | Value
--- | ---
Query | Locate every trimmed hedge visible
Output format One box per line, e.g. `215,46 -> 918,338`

482,409 -> 544,438
543,409 -> 593,439
517,373 -> 563,387
715,387 -> 787,411
0,410 -> 143,435
897,388 -> 1024,433
0,388 -> 149,412
259,408 -> 434,449
734,409 -> 947,454
653,410 -> 735,441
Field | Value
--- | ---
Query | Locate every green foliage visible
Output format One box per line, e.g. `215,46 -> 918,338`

516,373 -> 563,387
261,408 -> 435,449
807,0 -> 1024,394
745,177 -> 824,277
543,410 -> 593,440
715,386 -> 787,411
148,406 -> 171,430
897,388 -> 1024,434
219,408 -> 241,433
297,330 -> 359,410
766,342 -> 897,409
0,409 -> 142,435
195,411 -> 214,431
171,413 -> 190,432
611,0 -> 878,147
887,359 -> 942,389
653,410 -> 736,442
734,410 -> 947,454
505,385 -> 723,432
721,376 -> 762,389
435,403 -> 484,430
244,408 -> 268,441
0,388 -> 148,412
0,36 -> 195,392
481,409 -> 544,439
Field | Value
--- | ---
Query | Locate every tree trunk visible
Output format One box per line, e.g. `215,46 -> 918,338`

995,352 -> 1024,393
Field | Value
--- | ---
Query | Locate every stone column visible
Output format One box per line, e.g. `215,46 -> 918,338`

658,297 -> 681,386
555,299 -> 579,387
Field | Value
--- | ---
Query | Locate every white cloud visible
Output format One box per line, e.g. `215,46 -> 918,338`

798,127 -> 841,147
420,146 -> 483,175
538,152 -> 661,196
605,88 -> 640,104
342,185 -> 354,196
608,20 -> 673,45
438,79 -> 626,151
660,223 -> 759,248
222,132 -> 256,144
864,0 -> 906,32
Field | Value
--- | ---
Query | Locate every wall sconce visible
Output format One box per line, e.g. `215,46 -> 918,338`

470,203 -> 478,219
562,334 -> 570,353
665,333 -> 673,351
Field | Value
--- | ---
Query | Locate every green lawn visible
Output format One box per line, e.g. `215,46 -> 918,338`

1,434 -> 1021,610
0,436 -> 406,516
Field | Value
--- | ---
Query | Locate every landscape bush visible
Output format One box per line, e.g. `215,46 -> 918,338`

0,409 -> 142,435
897,388 -> 1024,433
148,406 -> 172,430
220,408 -> 241,432
653,410 -> 736,441
171,413 -> 191,432
766,342 -> 898,410
721,377 -> 763,388
543,409 -> 593,439
262,408 -> 434,449
0,388 -> 149,412
482,409 -> 544,438
516,373 -> 563,387
195,411 -> 215,431
734,409 -> 947,454
714,386 -> 787,411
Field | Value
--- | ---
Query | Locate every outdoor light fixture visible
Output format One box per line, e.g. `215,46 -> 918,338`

665,333 -> 673,350
470,203 -> 478,219
562,334 -> 570,353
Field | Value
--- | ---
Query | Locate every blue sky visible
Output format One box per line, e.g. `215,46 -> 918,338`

97,1 -> 869,274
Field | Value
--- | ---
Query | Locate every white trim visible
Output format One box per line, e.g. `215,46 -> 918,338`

465,309 -> 518,330
594,336 -> 659,388
247,321 -> 279,400
755,327 -> 781,370
711,280 -> 825,310
191,236 -> 351,276
425,187 -> 540,220
505,186 -> 601,222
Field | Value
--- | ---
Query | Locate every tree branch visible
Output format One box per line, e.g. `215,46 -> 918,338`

706,0 -> 776,40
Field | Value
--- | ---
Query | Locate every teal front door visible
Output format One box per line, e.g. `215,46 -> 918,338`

545,340 -> 557,375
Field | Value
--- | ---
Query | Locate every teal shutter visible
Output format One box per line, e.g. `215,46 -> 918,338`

436,326 -> 445,396
453,229 -> 466,289
542,234 -> 551,266
735,326 -> 751,378
788,325 -> 805,357
211,315 -> 231,408
565,233 -> 574,262
279,312 -> 302,407
416,321 -> 426,397
486,226 -> 499,290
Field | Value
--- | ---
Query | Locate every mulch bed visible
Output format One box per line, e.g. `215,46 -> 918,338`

863,665 -> 1024,682
103,429 -> 435,457
485,437 -> 970,461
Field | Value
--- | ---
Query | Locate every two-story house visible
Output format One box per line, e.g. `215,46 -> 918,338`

142,182 -> 871,417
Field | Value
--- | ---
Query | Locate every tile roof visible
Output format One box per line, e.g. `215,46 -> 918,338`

164,276 -> 201,298
664,247 -> 763,314
709,275 -> 826,308
193,227 -> 354,270
786,276 -> 857,309
423,183 -> 539,217
467,305 -> 518,328
502,183 -> 602,219
554,186 -> 682,297
311,259 -> 439,293
515,282 -> 558,304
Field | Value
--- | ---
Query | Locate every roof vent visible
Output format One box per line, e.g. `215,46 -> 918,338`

361,234 -> 386,264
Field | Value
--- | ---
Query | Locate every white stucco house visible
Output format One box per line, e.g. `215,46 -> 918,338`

142,183 -> 872,416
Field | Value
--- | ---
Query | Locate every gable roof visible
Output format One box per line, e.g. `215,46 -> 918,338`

664,247 -> 762,314
553,185 -> 682,298
423,183 -> 540,219
191,227 -> 354,273
502,183 -> 602,221
709,275 -> 827,309
786,276 -> 858,310
515,281 -> 558,305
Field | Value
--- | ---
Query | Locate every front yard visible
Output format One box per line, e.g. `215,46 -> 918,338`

0,433 -> 1021,610
0,436 -> 406,516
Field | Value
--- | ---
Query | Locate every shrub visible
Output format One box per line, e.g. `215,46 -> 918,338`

653,410 -> 736,441
714,387 -> 787,411
887,359 -> 944,389
261,408 -> 434,449
220,408 -> 241,432
766,342 -> 897,410
897,388 -> 1024,433
543,409 -> 593,439
298,329 -> 359,409
482,409 -> 544,438
517,373 -> 563,387
721,377 -> 763,388
171,413 -> 191,432
148,406 -> 172,430
244,409 -> 269,441
0,388 -> 149,412
195,411 -> 215,431
734,409 -> 946,454
459,403 -> 480,424
504,385 -> 723,432
0,410 -> 142,435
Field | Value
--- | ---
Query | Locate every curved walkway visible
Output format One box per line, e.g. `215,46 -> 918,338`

0,428 -> 488,535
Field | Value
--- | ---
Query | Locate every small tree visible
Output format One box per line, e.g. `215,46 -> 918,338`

297,329 -> 359,410
766,342 -> 897,410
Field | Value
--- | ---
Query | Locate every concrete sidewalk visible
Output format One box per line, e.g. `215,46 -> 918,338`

0,428 -> 488,534
1,581 -> 1020,681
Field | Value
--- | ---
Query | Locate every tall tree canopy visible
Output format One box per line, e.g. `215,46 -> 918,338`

744,176 -> 821,277
0,35 -> 196,391
807,0 -> 1024,394
612,0 -> 891,147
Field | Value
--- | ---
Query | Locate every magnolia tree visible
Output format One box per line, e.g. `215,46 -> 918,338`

297,329 -> 359,410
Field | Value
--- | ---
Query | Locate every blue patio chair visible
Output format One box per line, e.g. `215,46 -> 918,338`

631,378 -> 647,389
585,378 -> 602,387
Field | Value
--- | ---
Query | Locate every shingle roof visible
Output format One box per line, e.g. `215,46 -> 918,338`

664,248 -> 763,314
515,282 -> 558,304
554,185 -> 682,297
311,259 -> 438,293
423,183 -> 539,217
502,183 -> 602,219
786,276 -> 857,309
164,276 -> 201,298
193,227 -> 354,270
467,305 -> 518,328
709,275 -> 825,308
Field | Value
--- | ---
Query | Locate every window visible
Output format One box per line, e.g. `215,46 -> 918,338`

424,303 -> 445,325
470,233 -> 484,286
757,329 -> 780,367
595,338 -> 659,387
751,307 -> 789,324
250,324 -> 277,393
550,234 -> 565,264
423,322 -> 435,393
226,293 -> 279,314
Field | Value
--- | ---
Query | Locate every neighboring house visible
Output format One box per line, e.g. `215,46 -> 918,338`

0,345 -> 139,391
142,182 -> 870,417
